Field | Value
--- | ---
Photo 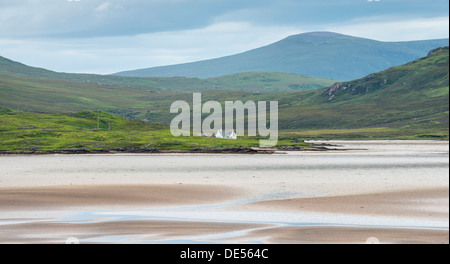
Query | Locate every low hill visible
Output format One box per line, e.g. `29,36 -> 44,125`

0,55 -> 334,94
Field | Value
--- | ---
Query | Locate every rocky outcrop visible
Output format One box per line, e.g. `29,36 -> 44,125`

427,46 -> 449,57
326,82 -> 351,100
326,76 -> 387,101
327,82 -> 344,95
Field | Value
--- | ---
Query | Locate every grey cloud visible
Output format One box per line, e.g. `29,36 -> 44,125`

0,0 -> 448,39
0,0 -> 271,38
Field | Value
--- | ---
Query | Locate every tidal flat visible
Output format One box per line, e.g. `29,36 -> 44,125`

0,140 -> 448,244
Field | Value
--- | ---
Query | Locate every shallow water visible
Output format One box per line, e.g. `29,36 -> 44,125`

0,140 -> 448,243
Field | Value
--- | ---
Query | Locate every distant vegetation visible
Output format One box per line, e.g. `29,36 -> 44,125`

272,46 -> 449,138
0,44 -> 448,142
134,47 -> 449,140
149,72 -> 335,93
0,108 -> 308,153
0,56 -> 334,94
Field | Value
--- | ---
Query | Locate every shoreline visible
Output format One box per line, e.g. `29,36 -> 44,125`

1,140 -> 447,155
0,145 -> 339,155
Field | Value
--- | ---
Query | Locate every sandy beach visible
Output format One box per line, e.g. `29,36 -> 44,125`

0,140 -> 448,244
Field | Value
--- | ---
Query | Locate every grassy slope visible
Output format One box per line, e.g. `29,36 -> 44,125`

0,56 -> 334,94
204,72 -> 335,93
0,107 -> 307,153
133,47 -> 449,139
1,47 -> 448,140
144,72 -> 335,93
276,47 -> 449,139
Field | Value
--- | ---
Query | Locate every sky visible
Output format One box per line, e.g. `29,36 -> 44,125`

0,0 -> 448,74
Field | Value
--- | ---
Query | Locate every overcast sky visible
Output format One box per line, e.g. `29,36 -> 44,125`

0,0 -> 448,74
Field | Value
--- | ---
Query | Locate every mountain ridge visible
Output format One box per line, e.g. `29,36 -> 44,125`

114,31 -> 449,81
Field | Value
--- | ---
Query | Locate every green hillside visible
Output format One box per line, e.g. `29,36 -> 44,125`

0,107 -> 308,153
276,46 -> 449,139
0,55 -> 334,94
115,32 -> 449,81
137,47 -> 449,139
205,72 -> 335,93
1,47 -> 448,140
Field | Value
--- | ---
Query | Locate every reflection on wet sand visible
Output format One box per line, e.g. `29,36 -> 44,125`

0,141 -> 448,244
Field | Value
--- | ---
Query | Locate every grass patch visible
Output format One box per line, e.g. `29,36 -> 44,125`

0,108 -> 308,154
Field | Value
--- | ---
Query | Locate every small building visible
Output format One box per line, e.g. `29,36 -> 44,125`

215,129 -> 237,139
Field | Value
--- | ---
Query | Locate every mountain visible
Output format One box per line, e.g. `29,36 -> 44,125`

1,47 -> 448,139
0,55 -> 334,94
274,46 -> 449,137
133,46 -> 448,139
114,32 -> 449,81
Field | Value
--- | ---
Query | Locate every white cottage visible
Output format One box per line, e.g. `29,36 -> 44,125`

215,129 -> 237,139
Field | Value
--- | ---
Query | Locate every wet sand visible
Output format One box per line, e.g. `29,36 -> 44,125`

244,226 -> 449,244
227,188 -> 449,220
0,219 -> 271,244
1,218 -> 447,244
0,140 -> 448,244
0,184 -> 243,210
